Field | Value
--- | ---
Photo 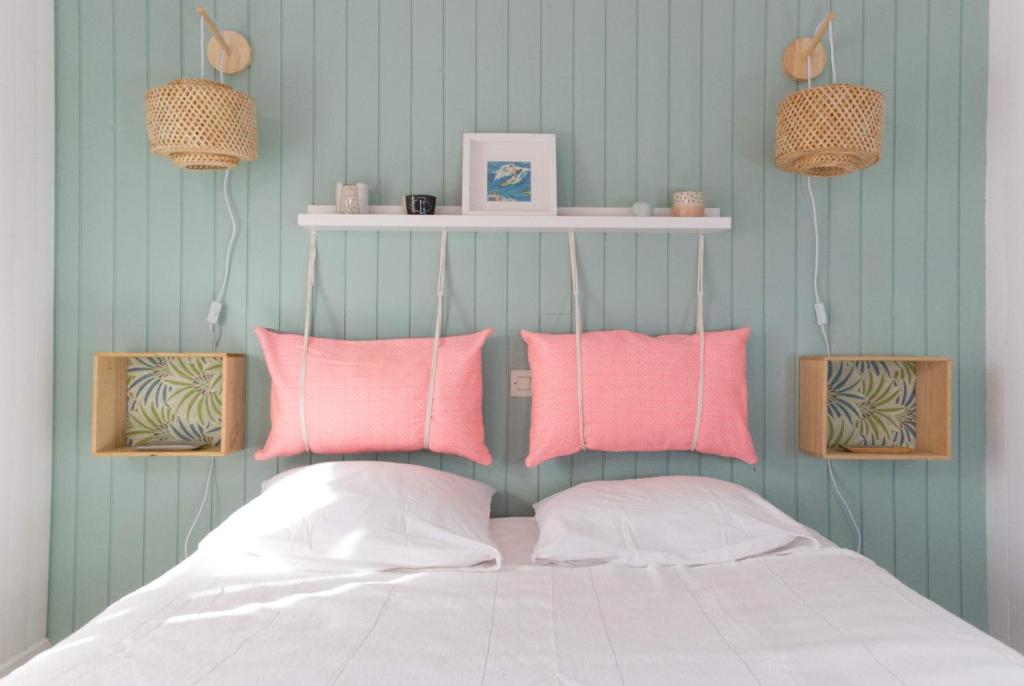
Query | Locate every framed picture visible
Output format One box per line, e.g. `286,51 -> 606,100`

461,133 -> 557,215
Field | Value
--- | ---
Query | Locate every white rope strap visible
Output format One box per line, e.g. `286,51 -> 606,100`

423,230 -> 449,450
568,231 -> 586,451
299,230 -> 318,454
690,234 -> 706,452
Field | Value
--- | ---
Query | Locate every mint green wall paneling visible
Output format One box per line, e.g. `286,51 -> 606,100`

51,0 -> 991,639
474,0 -> 509,509
208,0 -> 248,522
569,1 -> 607,487
476,0 -> 508,134
543,0 -> 574,210
442,0 -> 480,481
342,0 -> 379,352
635,233 -> 670,479
538,232 -> 572,498
698,0 -> 733,484
761,0 -> 799,518
667,236 -> 701,478
958,0 -> 989,629
401,1 -> 440,472
504,0 -> 542,510
49,0 -> 80,641
444,0 -> 475,206
375,225 -> 412,467
892,0 -> 930,597
730,0 -> 766,496
379,0 -> 411,205
409,233 -> 443,472
315,0 -> 346,204
666,0 -> 701,480
508,0 -> 540,133
602,231 -> 638,481
376,0 -> 413,468
243,0 -> 283,501
603,0 -> 638,482
505,233 -> 540,514
537,240 -> 571,495
859,0 -> 898,573
411,0 -> 443,199
925,0 -> 963,615
793,1 -> 831,536
277,0 -> 314,474
178,0 -> 219,548
571,233 -> 607,485
442,232 -> 479,480
475,234 -> 509,511
142,0 -> 182,584
668,0 -> 701,194
538,0 -> 574,498
209,0 -> 249,524
824,0 -> 864,551
634,0 -> 670,480
108,0 -> 149,602
311,0 -> 348,456
74,0 -> 115,626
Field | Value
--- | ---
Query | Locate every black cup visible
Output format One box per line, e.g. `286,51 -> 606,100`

403,194 -> 436,215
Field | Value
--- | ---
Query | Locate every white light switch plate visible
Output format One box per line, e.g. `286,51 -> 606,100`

510,369 -> 532,397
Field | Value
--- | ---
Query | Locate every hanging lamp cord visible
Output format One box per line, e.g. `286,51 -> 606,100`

803,19 -> 863,555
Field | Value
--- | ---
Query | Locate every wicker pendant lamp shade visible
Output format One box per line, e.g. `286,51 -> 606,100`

145,78 -> 257,170
775,83 -> 884,177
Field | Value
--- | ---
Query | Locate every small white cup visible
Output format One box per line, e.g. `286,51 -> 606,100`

336,182 -> 370,214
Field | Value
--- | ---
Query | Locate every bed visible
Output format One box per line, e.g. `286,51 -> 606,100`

6,512 -> 1024,685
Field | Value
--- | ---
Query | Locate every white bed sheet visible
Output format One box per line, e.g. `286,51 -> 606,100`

7,518 -> 1024,685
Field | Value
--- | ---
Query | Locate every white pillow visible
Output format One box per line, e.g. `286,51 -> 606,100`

532,476 -> 821,567
200,461 -> 501,571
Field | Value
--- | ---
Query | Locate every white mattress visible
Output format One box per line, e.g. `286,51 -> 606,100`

7,518 -> 1024,685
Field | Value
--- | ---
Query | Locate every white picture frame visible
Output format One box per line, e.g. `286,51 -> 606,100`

461,133 -> 557,215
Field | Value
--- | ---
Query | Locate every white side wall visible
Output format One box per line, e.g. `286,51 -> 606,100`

987,0 -> 1024,656
0,0 -> 55,674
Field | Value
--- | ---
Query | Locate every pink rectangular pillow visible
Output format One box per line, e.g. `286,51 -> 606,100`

521,328 -> 757,466
255,327 -> 493,464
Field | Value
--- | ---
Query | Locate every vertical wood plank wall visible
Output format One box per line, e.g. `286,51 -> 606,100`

50,0 -> 989,640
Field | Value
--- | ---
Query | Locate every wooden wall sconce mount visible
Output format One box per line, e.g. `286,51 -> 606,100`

782,11 -> 835,81
197,5 -> 251,75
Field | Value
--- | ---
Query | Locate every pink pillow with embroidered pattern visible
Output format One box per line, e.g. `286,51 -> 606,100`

255,327 -> 493,464
521,328 -> 757,466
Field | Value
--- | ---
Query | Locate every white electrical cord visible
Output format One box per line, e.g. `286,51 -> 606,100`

184,19 -> 241,560
804,20 -> 862,555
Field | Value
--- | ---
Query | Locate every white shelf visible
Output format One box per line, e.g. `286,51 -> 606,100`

298,205 -> 730,234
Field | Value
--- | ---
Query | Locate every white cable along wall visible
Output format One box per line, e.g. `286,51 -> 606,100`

0,0 -> 54,674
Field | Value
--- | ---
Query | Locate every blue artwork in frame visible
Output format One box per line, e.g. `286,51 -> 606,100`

487,161 -> 531,202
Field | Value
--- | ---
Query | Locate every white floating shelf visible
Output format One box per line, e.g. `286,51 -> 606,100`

298,205 -> 730,234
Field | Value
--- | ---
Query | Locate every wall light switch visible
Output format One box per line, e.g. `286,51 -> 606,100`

510,370 -> 532,397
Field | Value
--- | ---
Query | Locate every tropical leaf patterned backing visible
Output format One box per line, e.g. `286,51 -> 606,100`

827,360 -> 916,449
125,356 -> 223,447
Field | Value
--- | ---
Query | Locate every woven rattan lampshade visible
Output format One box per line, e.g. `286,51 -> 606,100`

145,78 -> 257,170
775,83 -> 884,177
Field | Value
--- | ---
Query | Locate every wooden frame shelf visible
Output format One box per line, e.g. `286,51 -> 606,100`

298,205 -> 731,234
799,355 -> 952,461
92,352 -> 246,457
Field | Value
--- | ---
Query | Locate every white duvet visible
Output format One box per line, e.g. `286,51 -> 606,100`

7,518 -> 1024,685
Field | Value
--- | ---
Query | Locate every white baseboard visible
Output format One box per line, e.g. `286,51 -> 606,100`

0,639 -> 51,677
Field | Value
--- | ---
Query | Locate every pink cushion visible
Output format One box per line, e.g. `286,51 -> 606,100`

521,328 -> 757,467
254,327 -> 493,464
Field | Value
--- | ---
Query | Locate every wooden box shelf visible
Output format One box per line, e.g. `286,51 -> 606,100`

92,352 -> 245,457
799,355 -> 951,461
